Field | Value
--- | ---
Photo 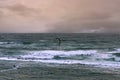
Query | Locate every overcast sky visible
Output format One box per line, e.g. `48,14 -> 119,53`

0,0 -> 120,33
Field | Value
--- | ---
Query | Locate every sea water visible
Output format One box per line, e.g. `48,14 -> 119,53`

0,33 -> 120,68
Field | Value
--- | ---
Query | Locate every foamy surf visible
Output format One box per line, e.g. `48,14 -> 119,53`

0,57 -> 120,68
0,50 -> 120,68
21,50 -> 97,59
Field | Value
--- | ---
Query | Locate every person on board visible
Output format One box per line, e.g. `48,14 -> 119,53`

56,38 -> 62,46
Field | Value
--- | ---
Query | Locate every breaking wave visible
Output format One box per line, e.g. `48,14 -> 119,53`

0,49 -> 120,68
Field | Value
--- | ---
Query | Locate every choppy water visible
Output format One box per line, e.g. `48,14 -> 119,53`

0,33 -> 120,68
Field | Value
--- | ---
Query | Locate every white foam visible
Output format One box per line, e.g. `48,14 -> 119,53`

0,56 -> 120,68
93,53 -> 113,59
21,50 -> 97,59
0,42 -> 8,45
0,42 -> 17,45
0,50 -> 120,68
115,48 -> 120,52
39,60 -> 120,66
21,50 -> 119,62
0,57 -> 17,61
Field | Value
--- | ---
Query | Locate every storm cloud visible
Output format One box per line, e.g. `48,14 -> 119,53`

0,0 -> 120,33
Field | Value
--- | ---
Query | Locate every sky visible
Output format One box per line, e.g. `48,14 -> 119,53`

0,0 -> 120,33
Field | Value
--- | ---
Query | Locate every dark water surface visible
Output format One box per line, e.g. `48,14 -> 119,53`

0,33 -> 120,67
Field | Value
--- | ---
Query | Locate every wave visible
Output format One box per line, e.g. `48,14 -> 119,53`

20,50 -> 97,59
0,57 -> 120,68
20,50 -> 120,61
0,42 -> 16,45
0,50 -> 120,68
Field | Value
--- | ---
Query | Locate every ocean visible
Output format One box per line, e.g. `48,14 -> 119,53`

0,33 -> 120,68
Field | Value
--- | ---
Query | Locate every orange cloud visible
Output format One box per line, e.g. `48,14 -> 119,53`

0,0 -> 120,33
